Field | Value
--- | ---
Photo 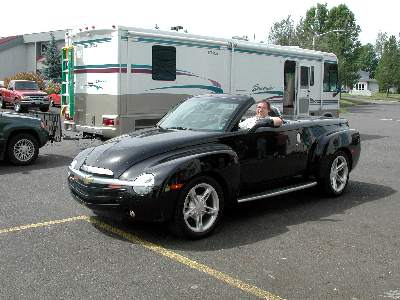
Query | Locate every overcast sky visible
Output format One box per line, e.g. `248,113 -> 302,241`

1,0 -> 398,45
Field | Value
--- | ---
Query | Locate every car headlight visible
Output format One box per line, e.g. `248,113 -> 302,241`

43,96 -> 49,101
21,96 -> 30,100
132,173 -> 155,196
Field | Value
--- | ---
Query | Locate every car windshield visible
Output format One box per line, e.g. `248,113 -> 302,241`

15,81 -> 39,90
158,97 -> 240,132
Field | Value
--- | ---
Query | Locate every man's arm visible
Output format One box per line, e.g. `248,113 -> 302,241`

269,106 -> 283,127
271,117 -> 283,127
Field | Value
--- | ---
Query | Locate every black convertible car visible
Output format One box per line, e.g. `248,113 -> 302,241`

68,94 -> 361,238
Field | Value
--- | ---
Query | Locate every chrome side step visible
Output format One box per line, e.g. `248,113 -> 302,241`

237,181 -> 318,203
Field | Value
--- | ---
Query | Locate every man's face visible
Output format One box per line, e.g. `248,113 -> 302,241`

256,102 -> 269,118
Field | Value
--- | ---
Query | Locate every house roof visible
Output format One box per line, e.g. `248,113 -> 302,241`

358,70 -> 378,83
0,35 -> 24,52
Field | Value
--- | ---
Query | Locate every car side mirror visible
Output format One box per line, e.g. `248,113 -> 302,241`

248,118 -> 274,133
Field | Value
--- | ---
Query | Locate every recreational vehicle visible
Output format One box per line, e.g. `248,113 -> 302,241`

62,26 -> 340,138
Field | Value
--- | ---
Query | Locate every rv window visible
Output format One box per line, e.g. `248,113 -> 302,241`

310,66 -> 314,86
152,45 -> 176,81
300,66 -> 309,89
323,63 -> 338,92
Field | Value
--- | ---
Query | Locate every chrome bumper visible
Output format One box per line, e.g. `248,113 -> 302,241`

68,166 -> 134,187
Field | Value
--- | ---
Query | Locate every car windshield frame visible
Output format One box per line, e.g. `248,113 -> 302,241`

158,96 -> 246,132
14,81 -> 39,90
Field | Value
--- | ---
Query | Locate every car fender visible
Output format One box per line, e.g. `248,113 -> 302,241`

135,144 -> 240,218
310,128 -> 361,177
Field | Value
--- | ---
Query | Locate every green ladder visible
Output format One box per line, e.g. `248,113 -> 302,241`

61,46 -> 75,117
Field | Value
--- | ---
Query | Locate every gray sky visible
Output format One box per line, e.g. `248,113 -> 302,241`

2,0 -> 398,45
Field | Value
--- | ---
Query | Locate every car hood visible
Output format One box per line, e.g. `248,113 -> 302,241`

0,112 -> 41,122
82,128 -> 222,177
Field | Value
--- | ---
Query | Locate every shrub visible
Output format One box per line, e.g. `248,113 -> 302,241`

44,81 -> 61,94
4,72 -> 45,90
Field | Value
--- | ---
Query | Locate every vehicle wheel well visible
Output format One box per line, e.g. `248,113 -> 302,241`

337,147 -> 353,171
200,171 -> 232,206
324,113 -> 333,117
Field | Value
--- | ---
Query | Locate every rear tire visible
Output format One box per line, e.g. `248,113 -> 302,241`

7,133 -> 39,165
170,176 -> 224,239
40,106 -> 49,112
319,151 -> 350,196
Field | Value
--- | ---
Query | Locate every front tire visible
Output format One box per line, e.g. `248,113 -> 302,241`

0,96 -> 5,109
14,101 -> 22,113
319,151 -> 350,196
170,176 -> 224,239
7,133 -> 39,165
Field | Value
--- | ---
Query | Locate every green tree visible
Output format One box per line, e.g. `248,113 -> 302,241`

42,32 -> 62,82
375,31 -> 388,60
376,35 -> 400,96
296,3 -> 330,49
357,43 -> 378,78
268,15 -> 297,46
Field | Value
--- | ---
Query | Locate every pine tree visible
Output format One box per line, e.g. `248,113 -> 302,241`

43,33 -> 62,82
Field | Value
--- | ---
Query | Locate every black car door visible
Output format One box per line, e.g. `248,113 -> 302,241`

223,124 -> 309,195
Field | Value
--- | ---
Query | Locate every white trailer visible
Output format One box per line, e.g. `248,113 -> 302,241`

62,26 -> 340,138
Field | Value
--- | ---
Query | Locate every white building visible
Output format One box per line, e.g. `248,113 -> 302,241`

0,30 -> 67,80
350,70 -> 379,96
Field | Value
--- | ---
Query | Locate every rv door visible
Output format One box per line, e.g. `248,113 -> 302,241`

297,65 -> 311,116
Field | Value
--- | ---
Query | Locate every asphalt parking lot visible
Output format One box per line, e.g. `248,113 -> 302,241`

1,103 -> 400,299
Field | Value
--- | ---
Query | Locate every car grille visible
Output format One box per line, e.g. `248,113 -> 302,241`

27,95 -> 45,101
68,175 -> 126,204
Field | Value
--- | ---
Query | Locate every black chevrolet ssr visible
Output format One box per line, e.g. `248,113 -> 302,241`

68,94 -> 361,239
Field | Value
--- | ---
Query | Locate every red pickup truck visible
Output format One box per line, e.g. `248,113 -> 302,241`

0,80 -> 50,113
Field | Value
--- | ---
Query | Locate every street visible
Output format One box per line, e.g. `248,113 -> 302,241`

0,102 -> 399,300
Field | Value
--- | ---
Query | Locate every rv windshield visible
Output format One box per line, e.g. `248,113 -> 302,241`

15,81 -> 39,90
158,97 -> 240,132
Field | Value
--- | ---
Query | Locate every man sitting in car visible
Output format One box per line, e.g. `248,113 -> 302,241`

239,100 -> 283,129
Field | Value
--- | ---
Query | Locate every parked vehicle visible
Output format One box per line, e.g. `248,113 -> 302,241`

67,94 -> 361,239
62,26 -> 340,139
0,111 -> 49,165
49,93 -> 61,107
0,80 -> 50,113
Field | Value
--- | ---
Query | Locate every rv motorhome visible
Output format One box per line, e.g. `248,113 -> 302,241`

62,26 -> 340,138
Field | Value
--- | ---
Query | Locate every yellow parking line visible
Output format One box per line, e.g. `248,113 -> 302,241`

87,217 -> 284,300
0,215 -> 89,234
0,215 -> 284,299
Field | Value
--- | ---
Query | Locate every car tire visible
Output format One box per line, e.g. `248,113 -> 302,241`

14,101 -> 22,113
40,106 -> 49,112
0,96 -> 5,109
170,176 -> 224,239
7,133 -> 39,165
319,150 -> 350,196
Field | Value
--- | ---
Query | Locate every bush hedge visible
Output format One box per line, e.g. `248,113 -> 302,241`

4,72 -> 45,90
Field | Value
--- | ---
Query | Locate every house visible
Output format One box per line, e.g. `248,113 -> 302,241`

0,30 -> 67,80
350,70 -> 379,96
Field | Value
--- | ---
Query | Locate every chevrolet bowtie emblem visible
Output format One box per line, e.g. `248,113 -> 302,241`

83,176 -> 94,185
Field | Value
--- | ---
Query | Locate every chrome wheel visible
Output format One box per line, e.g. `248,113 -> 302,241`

13,138 -> 35,162
183,183 -> 219,233
329,155 -> 349,193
